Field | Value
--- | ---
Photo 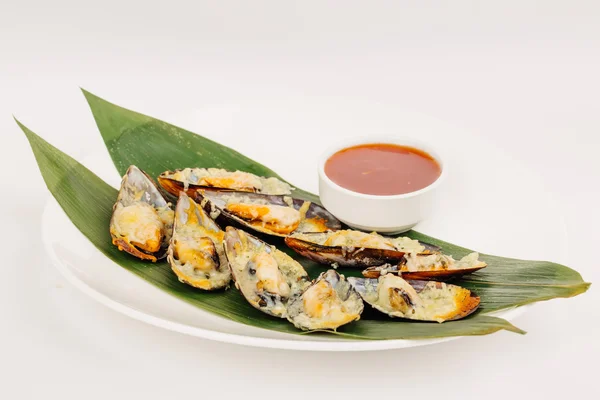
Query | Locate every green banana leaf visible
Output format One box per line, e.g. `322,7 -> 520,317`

17,88 -> 591,340
18,121 -> 521,339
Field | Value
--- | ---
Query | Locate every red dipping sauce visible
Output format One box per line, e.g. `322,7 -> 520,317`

324,144 -> 441,196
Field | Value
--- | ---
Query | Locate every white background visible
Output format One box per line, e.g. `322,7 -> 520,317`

1,1 -> 599,398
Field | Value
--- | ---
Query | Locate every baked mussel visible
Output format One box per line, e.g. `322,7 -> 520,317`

167,192 -> 231,290
286,270 -> 364,331
285,230 -> 486,279
223,227 -> 310,317
195,190 -> 341,237
362,252 -> 487,280
285,230 -> 438,267
348,275 -> 480,323
158,168 -> 293,197
110,165 -> 174,262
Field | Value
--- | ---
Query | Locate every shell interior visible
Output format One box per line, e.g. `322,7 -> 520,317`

348,275 -> 480,322
196,190 -> 341,237
110,165 -> 174,262
223,227 -> 309,317
286,270 -> 364,331
167,192 -> 231,290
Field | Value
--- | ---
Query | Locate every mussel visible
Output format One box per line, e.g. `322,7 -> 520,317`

195,190 -> 341,237
110,166 -> 174,262
158,168 -> 293,197
286,270 -> 364,331
348,275 -> 480,322
285,230 -> 439,267
285,230 -> 486,279
362,252 -> 487,280
167,192 -> 231,290
223,227 -> 310,317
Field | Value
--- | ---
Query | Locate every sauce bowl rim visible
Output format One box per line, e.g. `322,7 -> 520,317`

317,136 -> 446,200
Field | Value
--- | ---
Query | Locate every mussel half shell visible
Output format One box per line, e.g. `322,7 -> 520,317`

286,270 -> 364,331
167,192 -> 231,290
348,275 -> 480,322
284,230 -> 440,267
195,190 -> 341,237
110,166 -> 174,262
158,168 -> 293,197
361,252 -> 487,280
223,227 -> 310,317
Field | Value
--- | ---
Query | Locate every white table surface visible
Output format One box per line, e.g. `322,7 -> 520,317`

1,1 -> 598,398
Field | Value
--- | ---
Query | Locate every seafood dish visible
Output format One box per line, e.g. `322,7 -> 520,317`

287,270 -> 364,331
167,192 -> 231,290
285,230 -> 486,279
20,87 -> 590,344
348,275 -> 480,322
110,166 -> 174,262
223,227 -> 310,317
194,190 -> 341,237
158,168 -> 293,197
109,165 -> 483,331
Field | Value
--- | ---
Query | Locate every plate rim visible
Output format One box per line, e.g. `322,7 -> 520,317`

42,198 -> 528,352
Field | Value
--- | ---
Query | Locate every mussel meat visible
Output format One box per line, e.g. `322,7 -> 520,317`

196,191 -> 341,237
348,275 -> 480,322
167,192 -> 231,290
110,166 -> 174,262
158,168 -> 293,197
286,270 -> 364,331
223,227 -> 310,317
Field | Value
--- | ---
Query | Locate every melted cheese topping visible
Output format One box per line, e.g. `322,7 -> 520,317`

174,236 -> 218,272
157,206 -> 175,243
368,274 -> 471,322
226,203 -> 301,234
201,173 -> 262,192
262,177 -> 292,195
403,252 -> 484,272
294,279 -> 360,330
170,168 -> 292,194
112,202 -> 163,252
169,194 -> 231,290
455,252 -> 486,269
377,274 -> 423,310
390,237 -> 425,253
323,230 -> 395,249
253,251 -> 291,298
305,280 -> 355,322
224,228 -> 309,317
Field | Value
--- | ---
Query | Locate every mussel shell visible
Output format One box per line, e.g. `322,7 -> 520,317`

158,168 -> 292,197
348,276 -> 480,322
361,262 -> 486,280
195,190 -> 341,237
116,166 -> 169,208
285,232 -> 440,267
286,270 -> 364,331
284,233 -> 405,267
110,165 -> 173,262
223,227 -> 310,318
158,170 -> 241,198
167,192 -> 231,290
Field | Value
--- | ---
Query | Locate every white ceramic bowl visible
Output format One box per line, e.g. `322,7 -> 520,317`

318,137 -> 445,234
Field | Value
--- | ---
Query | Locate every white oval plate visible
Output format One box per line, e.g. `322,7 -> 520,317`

41,138 -> 563,351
